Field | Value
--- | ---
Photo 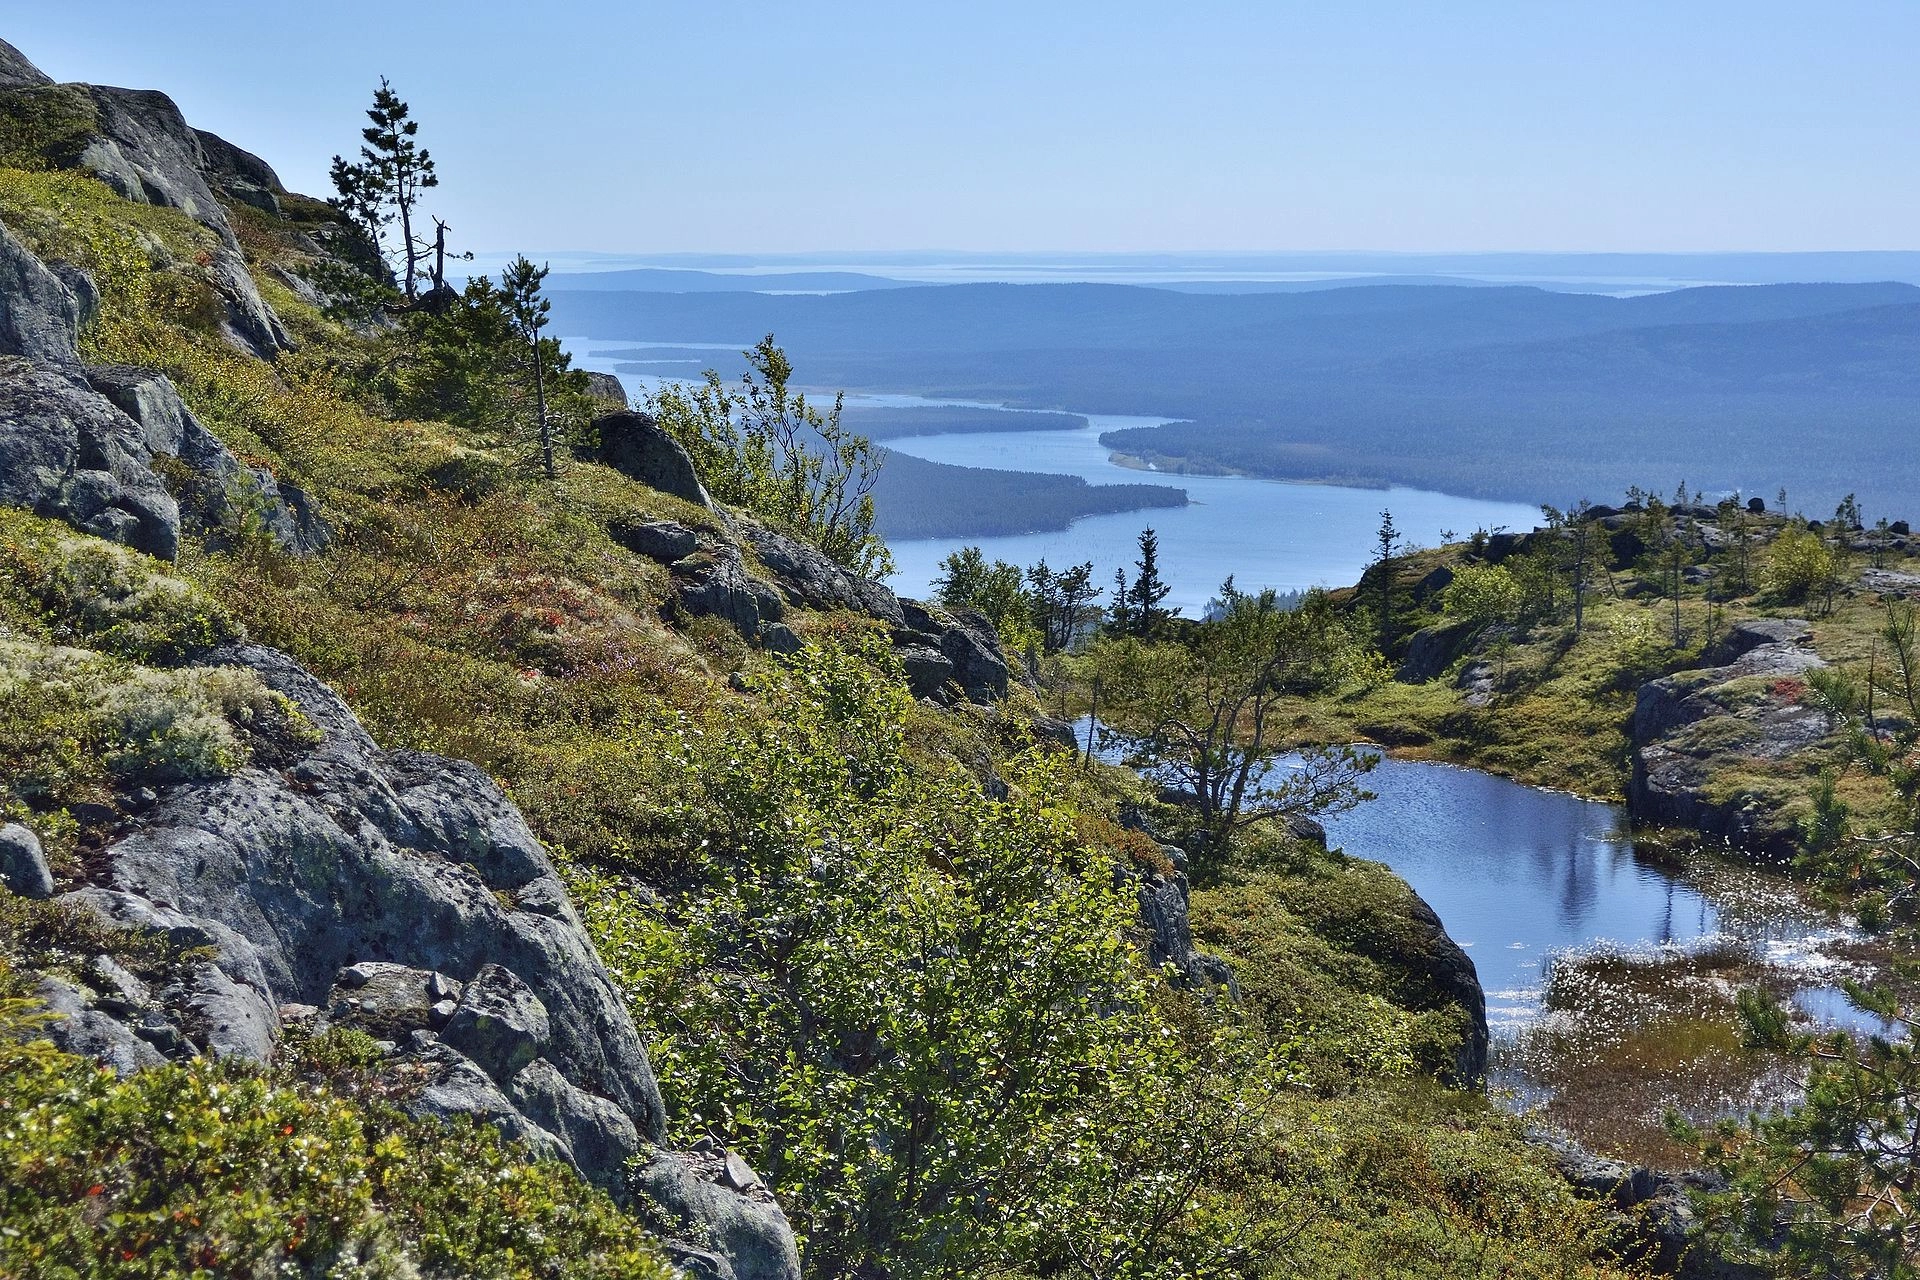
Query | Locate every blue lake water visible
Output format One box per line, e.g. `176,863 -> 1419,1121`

562,337 -> 1542,615
1310,754 -> 1854,1033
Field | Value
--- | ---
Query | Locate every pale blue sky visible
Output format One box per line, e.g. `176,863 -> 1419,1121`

11,3 -> 1918,254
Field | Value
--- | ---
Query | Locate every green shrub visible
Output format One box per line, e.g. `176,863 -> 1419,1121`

1763,525 -> 1841,605
575,639 -> 1273,1279
0,1000 -> 675,1279
0,510 -> 242,661
0,634 -> 312,809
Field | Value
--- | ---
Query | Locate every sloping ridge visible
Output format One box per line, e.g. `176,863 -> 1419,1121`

0,35 -> 801,1280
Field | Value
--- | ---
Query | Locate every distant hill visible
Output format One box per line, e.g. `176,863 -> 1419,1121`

547,268 -> 910,293
549,280 -> 1920,512
842,405 -> 1087,440
871,450 -> 1185,539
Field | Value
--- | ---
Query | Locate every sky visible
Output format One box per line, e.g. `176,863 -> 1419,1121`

10,2 -> 1919,255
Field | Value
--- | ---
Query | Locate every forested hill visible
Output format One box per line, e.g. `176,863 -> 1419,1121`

550,279 -> 1920,512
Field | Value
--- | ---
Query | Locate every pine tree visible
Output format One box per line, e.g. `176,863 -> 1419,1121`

1371,509 -> 1400,646
500,256 -> 556,478
330,79 -> 439,302
1107,566 -> 1134,637
1126,528 -> 1174,637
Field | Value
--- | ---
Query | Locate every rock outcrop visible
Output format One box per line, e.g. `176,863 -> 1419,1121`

85,364 -> 330,553
0,219 -> 84,367
1531,1128 -> 1766,1279
591,410 -> 714,509
33,640 -> 800,1279
1402,888 -> 1489,1084
0,359 -> 181,558
602,505 -> 1014,704
0,36 -> 52,91
0,210 -> 323,558
0,41 -> 289,357
1629,618 -> 1833,853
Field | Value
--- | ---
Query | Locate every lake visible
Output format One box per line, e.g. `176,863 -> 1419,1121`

561,338 -> 1542,614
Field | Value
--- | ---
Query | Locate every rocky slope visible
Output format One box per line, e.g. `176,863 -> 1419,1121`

1629,617 -> 1835,853
0,37 -> 813,1279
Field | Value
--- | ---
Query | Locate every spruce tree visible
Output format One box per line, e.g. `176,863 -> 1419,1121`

330,79 -> 439,302
1127,527 -> 1174,637
501,256 -> 556,478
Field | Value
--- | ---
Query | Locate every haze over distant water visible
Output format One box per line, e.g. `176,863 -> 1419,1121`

504,250 -> 1920,300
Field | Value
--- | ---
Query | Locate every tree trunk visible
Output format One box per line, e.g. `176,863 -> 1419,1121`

533,337 -> 554,479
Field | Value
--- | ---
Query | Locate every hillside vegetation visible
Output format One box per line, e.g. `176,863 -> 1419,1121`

0,39 -> 1664,1280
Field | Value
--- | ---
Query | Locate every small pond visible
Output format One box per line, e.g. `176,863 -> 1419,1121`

1310,753 -> 1884,1159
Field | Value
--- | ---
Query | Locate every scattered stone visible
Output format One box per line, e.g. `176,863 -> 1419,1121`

723,1150 -> 762,1192
325,962 -> 460,1039
442,964 -> 551,1083
592,411 -> 713,508
0,822 -> 54,898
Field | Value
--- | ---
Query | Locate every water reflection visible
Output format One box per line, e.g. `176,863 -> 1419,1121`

1316,754 -> 1844,1025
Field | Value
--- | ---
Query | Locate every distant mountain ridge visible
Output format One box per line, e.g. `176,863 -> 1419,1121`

549,279 -> 1920,511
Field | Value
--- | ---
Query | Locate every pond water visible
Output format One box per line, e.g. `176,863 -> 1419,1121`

561,338 -> 1541,615
1286,751 -> 1883,1151
1312,754 -> 1857,1033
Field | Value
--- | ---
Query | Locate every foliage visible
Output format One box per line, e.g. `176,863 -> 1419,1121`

1443,561 -> 1523,629
1090,586 -> 1378,858
1678,986 -> 1920,1278
575,640 -> 1266,1278
649,337 -> 890,576
0,999 -> 675,1279
1028,558 -> 1102,652
932,545 -> 1041,653
1764,524 -> 1843,610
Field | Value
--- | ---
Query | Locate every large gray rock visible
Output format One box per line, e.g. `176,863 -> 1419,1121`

593,411 -> 713,508
610,516 -> 699,564
1,70 -> 290,356
896,599 -> 1010,704
0,361 -> 180,559
673,542 -> 785,639
584,371 -> 629,408
0,220 -> 84,368
48,638 -> 803,1280
739,518 -> 903,625
85,364 -> 330,554
1629,621 -> 1833,854
68,640 -> 666,1150
1530,1127 -> 1765,1279
77,86 -> 236,239
1396,618 -> 1476,683
192,128 -> 285,215
634,1149 -> 803,1280
0,37 -> 52,91
442,963 -> 551,1082
0,821 -> 54,898
1401,889 -> 1489,1085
